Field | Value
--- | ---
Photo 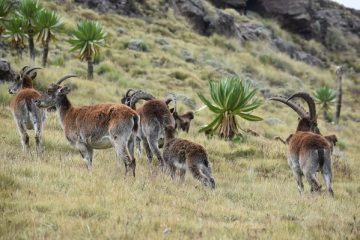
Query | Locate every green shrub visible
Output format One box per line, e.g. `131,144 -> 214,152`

325,27 -> 349,51
170,70 -> 189,81
198,77 -> 262,139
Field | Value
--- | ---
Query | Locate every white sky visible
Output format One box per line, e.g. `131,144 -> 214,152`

331,0 -> 360,10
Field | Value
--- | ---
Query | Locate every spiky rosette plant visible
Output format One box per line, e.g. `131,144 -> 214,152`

36,9 -> 63,67
3,15 -> 26,59
198,77 -> 262,139
0,0 -> 14,35
313,86 -> 336,122
68,20 -> 107,80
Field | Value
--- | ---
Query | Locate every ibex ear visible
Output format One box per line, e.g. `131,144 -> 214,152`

330,135 -> 338,145
165,125 -> 175,132
170,108 -> 178,117
187,111 -> 194,119
14,74 -> 20,82
58,86 -> 71,95
120,96 -> 127,104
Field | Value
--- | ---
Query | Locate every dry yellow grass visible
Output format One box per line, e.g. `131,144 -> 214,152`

0,1 -> 359,239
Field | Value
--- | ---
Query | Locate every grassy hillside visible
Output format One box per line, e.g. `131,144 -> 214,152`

0,0 -> 359,239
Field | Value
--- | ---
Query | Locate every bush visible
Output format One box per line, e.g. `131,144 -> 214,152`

125,39 -> 149,52
198,77 -> 262,139
325,27 -> 349,51
170,70 -> 189,81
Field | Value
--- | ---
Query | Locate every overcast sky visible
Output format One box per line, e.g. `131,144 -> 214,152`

331,0 -> 360,10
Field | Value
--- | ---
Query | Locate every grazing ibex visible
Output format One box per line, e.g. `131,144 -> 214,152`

270,92 -> 334,196
121,89 -> 175,168
163,125 -> 215,189
35,75 -> 139,176
9,66 -> 46,154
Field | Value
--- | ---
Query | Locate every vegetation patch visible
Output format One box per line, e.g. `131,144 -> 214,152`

333,159 -> 352,179
64,206 -> 109,220
170,70 -> 190,81
0,173 -> 20,191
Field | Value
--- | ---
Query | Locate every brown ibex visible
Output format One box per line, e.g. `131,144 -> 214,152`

35,76 -> 139,176
163,125 -> 215,189
121,90 -> 175,168
170,109 -> 194,133
275,134 -> 337,153
9,66 -> 46,155
270,92 -> 334,196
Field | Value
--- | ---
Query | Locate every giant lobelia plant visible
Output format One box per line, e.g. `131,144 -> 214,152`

198,77 -> 262,139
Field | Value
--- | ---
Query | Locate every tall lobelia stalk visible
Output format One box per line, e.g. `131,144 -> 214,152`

68,20 -> 107,80
3,15 -> 26,60
17,0 -> 42,62
36,9 -> 63,67
334,65 -> 345,124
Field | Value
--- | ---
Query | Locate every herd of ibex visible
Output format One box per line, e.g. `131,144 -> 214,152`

8,66 -> 338,195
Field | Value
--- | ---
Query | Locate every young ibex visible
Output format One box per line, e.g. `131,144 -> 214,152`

35,76 -> 139,176
270,92 -> 334,196
9,66 -> 46,154
163,125 -> 215,189
121,89 -> 175,168
170,109 -> 194,133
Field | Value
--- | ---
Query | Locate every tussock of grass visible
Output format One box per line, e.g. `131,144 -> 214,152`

0,173 -> 20,191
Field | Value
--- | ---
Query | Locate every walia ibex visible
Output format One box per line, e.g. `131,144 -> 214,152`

275,134 -> 338,154
163,125 -> 215,189
9,66 -> 46,154
35,76 -> 139,176
121,89 -> 175,168
170,108 -> 194,133
270,92 -> 334,196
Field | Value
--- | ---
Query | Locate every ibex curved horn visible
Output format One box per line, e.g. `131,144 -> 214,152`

23,67 -> 41,77
287,92 -> 316,120
125,89 -> 136,97
20,65 -> 29,73
19,65 -> 29,78
164,93 -> 177,112
55,75 -> 78,85
269,96 -> 307,118
129,90 -> 155,109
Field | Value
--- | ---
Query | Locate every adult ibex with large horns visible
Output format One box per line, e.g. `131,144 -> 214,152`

121,89 -> 175,169
35,75 -> 139,176
270,92 -> 334,196
9,66 -> 46,155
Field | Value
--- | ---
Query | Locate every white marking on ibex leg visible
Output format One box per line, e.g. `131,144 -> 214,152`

174,161 -> 186,170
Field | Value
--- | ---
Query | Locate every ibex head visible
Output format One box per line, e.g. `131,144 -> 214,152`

8,66 -> 40,94
121,89 -> 136,105
170,108 -> 194,133
122,89 -> 155,109
35,75 -> 77,108
269,92 -> 320,134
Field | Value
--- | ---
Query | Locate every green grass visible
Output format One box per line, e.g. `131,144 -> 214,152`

0,1 -> 359,239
